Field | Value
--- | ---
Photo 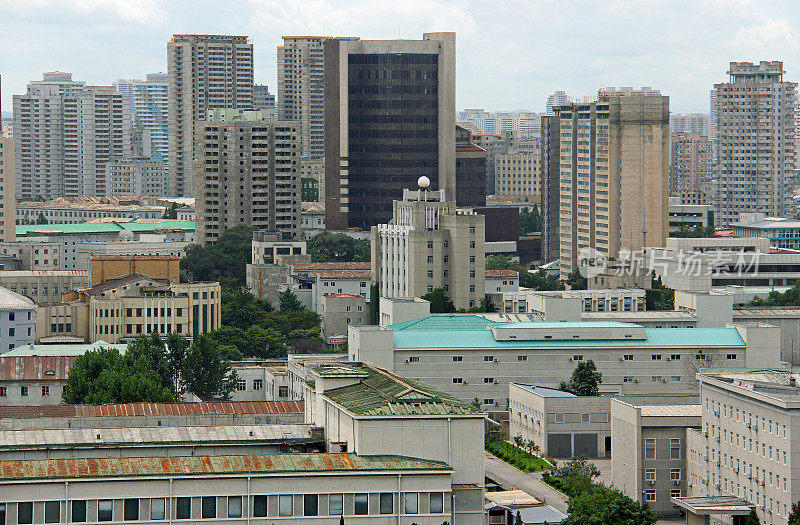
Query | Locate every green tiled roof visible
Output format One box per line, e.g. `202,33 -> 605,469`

321,366 -> 480,416
0,453 -> 451,481
16,220 -> 195,236
389,317 -> 746,349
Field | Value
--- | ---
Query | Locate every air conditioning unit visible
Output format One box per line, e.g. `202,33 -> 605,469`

746,474 -> 752,480
701,477 -> 708,485
619,357 -> 624,361
648,480 -> 655,485
714,409 -> 720,416
463,380 -> 468,384
747,423 -> 752,429
703,455 -> 709,461
703,431 -> 708,437
673,479 -> 680,485
493,380 -> 499,384
687,482 -> 693,488
634,379 -> 639,383
662,378 -> 668,383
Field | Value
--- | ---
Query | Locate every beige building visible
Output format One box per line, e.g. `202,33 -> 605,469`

684,371 -> 800,525
167,34 -> 254,197
495,147 -> 541,196
557,96 -> 670,279
668,196 -> 714,235
0,270 -> 88,305
611,401 -> 701,516
251,230 -> 306,265
0,136 -> 15,242
320,293 -> 368,346
371,188 -> 485,310
277,36 -> 358,160
195,115 -> 300,244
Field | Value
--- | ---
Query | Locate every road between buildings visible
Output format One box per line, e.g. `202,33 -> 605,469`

483,452 -> 569,514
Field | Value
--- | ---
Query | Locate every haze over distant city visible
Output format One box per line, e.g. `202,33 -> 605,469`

2,0 -> 799,114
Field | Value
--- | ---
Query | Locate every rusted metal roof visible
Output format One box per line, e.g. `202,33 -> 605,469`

485,269 -> 518,278
0,401 -> 304,419
312,270 -> 371,279
0,453 -> 450,480
291,262 -> 371,271
0,356 -> 76,381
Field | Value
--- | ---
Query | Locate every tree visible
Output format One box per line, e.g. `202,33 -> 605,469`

421,288 -> 456,313
485,255 -> 564,291
562,485 -> 656,525
672,224 -> 716,238
208,325 -> 288,359
279,288 -> 305,312
306,231 -> 370,262
744,509 -> 761,525
519,206 -> 542,236
514,511 -> 523,525
182,335 -> 238,399
221,287 -> 274,330
552,456 -> 601,481
566,269 -> 587,290
470,397 -> 482,411
165,332 -> 190,394
162,202 -> 178,219
788,502 -> 800,525
560,360 -> 602,396
36,212 -> 48,225
62,347 -> 176,404
682,349 -> 722,389
750,280 -> 800,306
180,224 -> 256,287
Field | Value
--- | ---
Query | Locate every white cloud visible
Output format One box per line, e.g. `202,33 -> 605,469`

0,0 -> 167,26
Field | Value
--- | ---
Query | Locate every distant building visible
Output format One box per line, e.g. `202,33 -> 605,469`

17,196 -> 163,224
105,156 -> 166,197
371,188 -> 485,310
455,125 -> 487,207
0,135 -> 15,242
668,196 -> 714,235
545,91 -> 571,116
88,254 -> 180,285
252,84 -> 275,111
167,34 -> 254,197
670,113 -> 710,137
195,113 -> 300,244
495,144 -> 541,197
456,109 -> 542,137
472,131 -> 517,195
324,33 -> 456,230
114,73 -> 169,170
300,202 -> 325,239
731,213 -> 800,249
485,269 -> 519,294
598,86 -> 661,97
712,61 -> 796,225
670,132 -> 712,196
251,231 -> 306,265
320,293 -> 368,347
540,115 -> 560,263
0,270 -> 88,305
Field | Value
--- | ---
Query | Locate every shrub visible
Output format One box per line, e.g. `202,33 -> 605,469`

486,441 -> 551,473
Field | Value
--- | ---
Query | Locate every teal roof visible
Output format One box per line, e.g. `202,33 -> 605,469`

16,220 -> 195,236
389,317 -> 745,349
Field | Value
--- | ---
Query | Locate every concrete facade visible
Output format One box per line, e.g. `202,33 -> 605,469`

89,255 -> 179,285
324,33 -> 456,230
732,214 -> 800,250
167,34 -> 254,197
495,147 -> 541,197
195,117 -> 300,244
320,293 -> 368,344
0,137 -> 14,243
0,287 -> 36,353
671,113 -> 711,137
556,96 -> 670,280
671,132 -> 712,197
251,231 -> 306,265
668,197 -> 714,234
540,115 -> 560,263
230,362 -> 289,402
105,156 -> 165,197
371,189 -> 485,310
0,271 -> 88,305
611,401 -> 701,516
454,126 -> 487,207
113,73 -> 169,171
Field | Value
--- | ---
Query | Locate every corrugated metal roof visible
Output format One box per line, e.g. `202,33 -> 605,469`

0,453 -> 450,480
0,424 -> 314,449
320,365 -> 479,416
0,356 -> 76,380
16,220 -> 194,237
0,270 -> 88,277
0,401 -> 304,419
485,269 -> 518,278
312,270 -> 371,279
639,404 -> 702,417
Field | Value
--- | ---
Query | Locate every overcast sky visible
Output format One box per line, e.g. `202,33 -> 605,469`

2,0 -> 799,116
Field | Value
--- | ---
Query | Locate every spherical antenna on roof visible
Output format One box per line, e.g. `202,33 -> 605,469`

417,176 -> 430,189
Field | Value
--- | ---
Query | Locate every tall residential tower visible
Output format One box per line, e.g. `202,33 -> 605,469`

167,34 -> 254,197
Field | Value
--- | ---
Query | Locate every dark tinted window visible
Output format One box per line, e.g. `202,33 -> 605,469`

18,502 -> 33,524
124,499 -> 138,521
45,501 -> 60,523
253,496 -> 267,517
379,493 -> 393,514
201,497 -> 216,519
176,498 -> 191,520
71,501 -> 87,522
354,494 -> 368,515
303,495 -> 318,516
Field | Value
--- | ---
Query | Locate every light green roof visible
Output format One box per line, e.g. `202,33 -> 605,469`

16,220 -> 195,237
5,340 -> 127,357
320,365 -> 480,416
389,317 -> 745,349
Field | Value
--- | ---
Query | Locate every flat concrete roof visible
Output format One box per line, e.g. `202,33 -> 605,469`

511,384 -> 576,398
639,404 -> 702,417
671,496 -> 754,515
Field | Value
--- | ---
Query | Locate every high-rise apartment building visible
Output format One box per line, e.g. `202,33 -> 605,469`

472,131 -> 517,195
540,115 -> 561,263
670,132 -> 712,196
598,86 -> 662,98
557,96 -> 670,280
324,33 -> 456,231
194,110 -> 299,245
114,73 -> 169,170
105,156 -> 166,197
670,113 -> 711,137
0,137 -> 16,242
371,187 -> 485,310
494,142 -> 541,196
278,37 -> 358,161
13,72 -> 86,199
167,34 -> 254,197
712,61 -> 796,226
454,125 -> 486,207
62,86 -> 131,196
456,109 -> 541,137
253,84 -> 275,111
546,91 -> 571,115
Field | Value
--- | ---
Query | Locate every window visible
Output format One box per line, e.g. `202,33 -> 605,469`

670,489 -> 682,498
452,356 -> 462,362
484,377 -> 494,383
453,378 -> 463,384
235,380 -> 246,391
253,496 -> 268,517
42,385 -> 49,396
0,387 -> 5,397
404,493 -> 418,514
278,386 -> 288,398
670,354 -> 681,360
427,256 -> 433,264
430,493 -> 444,513
228,496 -> 242,518
20,386 -> 28,397
644,490 -> 656,502
652,354 -> 662,360
329,494 -> 343,515
45,501 -> 60,523
72,501 -> 87,522
484,355 -> 494,362
572,355 -> 583,361
380,493 -> 393,514
671,438 -> 681,459
623,354 -> 634,360
645,438 -> 656,459
18,502 -> 33,524
484,398 -> 495,405
554,413 -> 565,423
279,495 -> 293,517
409,356 -> 420,363
303,495 -> 318,516
645,468 -> 656,481
582,413 -> 590,423
98,500 -> 113,521
671,468 -> 682,481
727,354 -> 737,360
201,497 -> 216,519
150,499 -> 166,520
124,499 -> 139,521
518,355 -> 528,361
354,494 -> 369,515
176,498 -> 191,520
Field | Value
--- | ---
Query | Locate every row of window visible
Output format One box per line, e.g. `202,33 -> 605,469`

0,385 -> 54,397
0,492 -> 445,523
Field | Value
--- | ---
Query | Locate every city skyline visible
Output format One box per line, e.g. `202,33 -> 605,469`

2,0 -> 800,115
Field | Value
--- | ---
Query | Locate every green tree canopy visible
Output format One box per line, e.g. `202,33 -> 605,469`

182,335 -> 238,399
485,255 -> 564,291
519,206 -> 542,236
421,288 -> 456,313
751,279 -> 800,307
788,501 -> 800,525
744,509 -> 761,525
162,202 -> 178,219
646,276 -> 675,310
221,287 -> 274,330
562,485 -> 657,525
36,212 -> 48,225
208,325 -> 288,359
672,224 -> 716,238
566,269 -> 587,290
560,360 -> 602,396
307,231 -> 370,262
279,288 -> 306,312
180,224 -> 256,287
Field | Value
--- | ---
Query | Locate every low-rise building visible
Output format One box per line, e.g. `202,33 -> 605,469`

0,355 -> 75,404
251,230 -> 307,265
486,269 -> 519,293
320,293 -> 369,347
0,270 -> 88,305
0,287 -> 36,353
301,202 -> 325,239
732,213 -> 800,250
89,254 -> 180,285
230,361 -> 290,401
17,196 -> 164,224
611,401 -> 701,515
668,196 -> 714,235
495,288 -> 646,315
